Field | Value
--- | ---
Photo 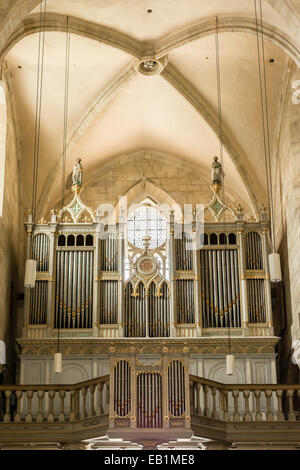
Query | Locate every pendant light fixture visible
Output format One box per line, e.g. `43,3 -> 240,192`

24,0 -> 47,289
254,0 -> 282,282
215,17 -> 234,376
54,17 -> 71,374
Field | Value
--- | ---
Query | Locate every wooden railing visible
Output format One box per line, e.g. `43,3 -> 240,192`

0,375 -> 109,424
190,375 -> 300,422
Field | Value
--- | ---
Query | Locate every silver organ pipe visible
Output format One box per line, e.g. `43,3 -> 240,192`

245,232 -> 263,270
124,283 -> 147,337
32,234 -> 50,272
55,247 -> 94,329
149,282 -> 170,338
29,281 -> 48,324
100,281 -> 118,324
247,279 -> 266,323
137,373 -> 162,428
176,280 -> 194,324
168,361 -> 185,417
175,233 -> 193,270
200,234 -> 241,328
114,361 -> 131,417
100,234 -> 118,271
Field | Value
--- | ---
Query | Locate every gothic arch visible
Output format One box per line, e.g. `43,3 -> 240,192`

0,81 -> 7,217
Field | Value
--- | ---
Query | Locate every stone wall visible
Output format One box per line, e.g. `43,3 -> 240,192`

0,74 -> 22,381
272,68 -> 300,383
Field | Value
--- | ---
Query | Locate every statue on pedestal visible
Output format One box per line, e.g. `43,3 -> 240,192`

211,156 -> 224,187
72,158 -> 83,189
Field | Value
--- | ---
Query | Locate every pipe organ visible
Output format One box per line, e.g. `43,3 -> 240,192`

20,161 -> 279,439
24,194 -> 273,336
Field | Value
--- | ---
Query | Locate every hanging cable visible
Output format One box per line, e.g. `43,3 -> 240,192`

25,0 -> 47,289
215,17 -> 232,358
32,0 -> 47,221
56,17 -> 71,367
254,0 -> 276,252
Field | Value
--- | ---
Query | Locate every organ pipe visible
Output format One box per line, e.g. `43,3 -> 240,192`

247,279 -> 266,323
137,373 -> 162,428
29,280 -> 48,324
245,232 -> 263,270
200,248 -> 241,328
55,249 -> 94,329
168,361 -> 185,417
100,281 -> 118,324
100,234 -> 118,271
32,234 -> 50,272
176,280 -> 194,324
114,361 -> 131,417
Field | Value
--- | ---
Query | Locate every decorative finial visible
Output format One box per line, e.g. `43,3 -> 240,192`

261,204 -> 267,221
211,156 -> 224,194
236,204 -> 244,221
143,234 -> 151,248
72,158 -> 83,194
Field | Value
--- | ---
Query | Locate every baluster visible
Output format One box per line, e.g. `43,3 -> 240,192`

70,390 -> 76,422
220,389 -> 229,421
211,387 -> 218,419
14,390 -> 23,423
287,389 -> 296,421
265,389 -> 273,421
48,390 -> 55,422
81,387 -> 88,419
232,390 -> 240,422
75,390 -> 80,420
89,385 -> 96,417
97,383 -> 104,415
59,390 -> 66,422
275,390 -> 285,421
37,390 -> 45,423
25,390 -> 33,423
254,390 -> 262,421
196,383 -> 202,416
105,381 -> 110,406
189,381 -> 194,414
243,390 -> 251,422
203,385 -> 209,417
3,390 -> 12,423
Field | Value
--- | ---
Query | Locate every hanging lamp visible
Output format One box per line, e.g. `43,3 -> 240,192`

24,0 -> 47,289
254,0 -> 282,282
54,17 -> 71,374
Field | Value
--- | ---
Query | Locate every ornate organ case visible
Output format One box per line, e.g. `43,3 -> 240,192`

19,186 -> 279,391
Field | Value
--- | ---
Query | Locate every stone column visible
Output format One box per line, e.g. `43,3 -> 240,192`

169,217 -> 176,337
93,222 -> 101,336
117,223 -> 125,337
47,219 -> 57,333
24,214 -> 33,336
237,224 -> 249,334
162,348 -> 170,429
261,227 -> 274,334
192,233 -> 201,337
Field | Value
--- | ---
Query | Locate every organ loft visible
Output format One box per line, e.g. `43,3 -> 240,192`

0,0 -> 299,450
7,156 -> 287,449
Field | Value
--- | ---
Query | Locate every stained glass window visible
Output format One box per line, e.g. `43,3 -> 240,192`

127,206 -> 167,248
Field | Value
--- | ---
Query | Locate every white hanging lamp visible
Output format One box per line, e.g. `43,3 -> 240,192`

24,259 -> 37,288
268,252 -> 282,283
226,354 -> 235,376
54,352 -> 62,374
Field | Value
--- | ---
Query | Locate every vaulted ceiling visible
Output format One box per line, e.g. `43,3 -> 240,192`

1,0 -> 299,219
